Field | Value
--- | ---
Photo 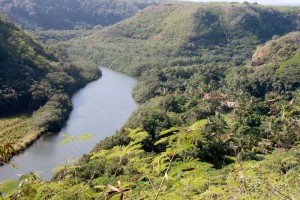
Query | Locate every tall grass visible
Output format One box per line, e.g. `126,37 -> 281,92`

0,115 -> 44,154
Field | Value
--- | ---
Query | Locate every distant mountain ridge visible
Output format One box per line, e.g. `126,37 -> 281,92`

181,0 -> 300,6
0,0 -> 159,30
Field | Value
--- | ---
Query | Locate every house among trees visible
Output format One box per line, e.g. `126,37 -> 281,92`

203,91 -> 237,112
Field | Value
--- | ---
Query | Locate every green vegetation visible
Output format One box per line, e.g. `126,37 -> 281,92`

34,29 -> 100,45
64,3 -> 299,155
59,3 -> 300,76
0,0 -> 159,30
228,32 -> 300,97
1,123 -> 300,199
0,15 -> 100,161
0,115 -> 43,158
1,1 -> 300,199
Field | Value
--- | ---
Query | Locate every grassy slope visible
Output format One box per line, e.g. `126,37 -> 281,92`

257,32 -> 300,83
226,31 -> 300,97
0,115 -> 44,152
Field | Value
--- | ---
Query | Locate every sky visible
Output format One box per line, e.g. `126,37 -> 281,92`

181,0 -> 300,6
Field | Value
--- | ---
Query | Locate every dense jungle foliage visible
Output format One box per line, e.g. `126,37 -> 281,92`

0,0 -> 159,30
0,1 -> 300,199
0,15 -> 100,161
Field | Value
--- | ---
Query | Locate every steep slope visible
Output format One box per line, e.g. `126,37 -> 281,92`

0,0 -> 159,30
227,31 -> 300,97
0,15 -> 99,159
63,3 -> 300,77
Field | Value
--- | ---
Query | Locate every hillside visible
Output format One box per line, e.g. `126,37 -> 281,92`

227,31 -> 300,97
0,0 -> 159,30
62,3 -> 300,77
1,2 -> 300,199
55,2 -> 300,159
0,15 -> 100,161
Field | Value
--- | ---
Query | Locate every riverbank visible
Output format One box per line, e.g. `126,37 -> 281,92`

0,68 -> 137,181
0,69 -> 102,165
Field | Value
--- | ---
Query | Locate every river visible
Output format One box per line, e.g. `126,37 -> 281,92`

0,67 -> 137,181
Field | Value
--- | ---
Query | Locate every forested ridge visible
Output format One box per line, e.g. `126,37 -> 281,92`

1,1 -> 300,199
0,0 -> 159,30
0,15 -> 100,161
62,3 -> 300,76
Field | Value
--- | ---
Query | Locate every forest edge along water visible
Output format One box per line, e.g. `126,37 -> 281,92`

0,67 -> 137,181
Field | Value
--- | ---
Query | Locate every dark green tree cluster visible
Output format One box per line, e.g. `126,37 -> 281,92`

0,15 -> 99,117
0,15 -> 100,157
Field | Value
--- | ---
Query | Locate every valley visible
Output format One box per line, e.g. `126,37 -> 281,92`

0,0 -> 300,199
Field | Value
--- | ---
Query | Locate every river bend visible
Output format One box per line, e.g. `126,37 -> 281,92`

0,67 -> 137,181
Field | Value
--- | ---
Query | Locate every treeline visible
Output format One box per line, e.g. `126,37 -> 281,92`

0,0 -> 159,30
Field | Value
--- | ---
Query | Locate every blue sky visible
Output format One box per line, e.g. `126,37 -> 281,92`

181,0 -> 300,6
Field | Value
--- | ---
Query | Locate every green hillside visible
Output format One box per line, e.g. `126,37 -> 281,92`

227,31 -> 300,97
0,15 -> 99,160
1,2 -> 300,199
62,3 -> 299,73
0,0 -> 159,30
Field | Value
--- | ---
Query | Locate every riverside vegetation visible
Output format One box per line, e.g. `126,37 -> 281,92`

1,1 -> 300,199
0,0 -> 160,163
0,14 -> 100,163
